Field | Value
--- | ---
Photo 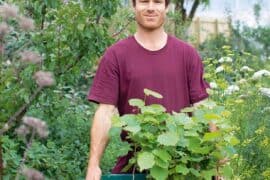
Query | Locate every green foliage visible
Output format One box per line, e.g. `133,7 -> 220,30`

202,44 -> 270,179
111,89 -> 238,179
1,0 -> 122,178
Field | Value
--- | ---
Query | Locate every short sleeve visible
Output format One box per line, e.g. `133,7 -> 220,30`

87,48 -> 119,106
187,49 -> 209,104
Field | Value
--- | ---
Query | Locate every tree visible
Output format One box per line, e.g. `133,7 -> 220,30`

172,0 -> 210,22
170,0 -> 210,38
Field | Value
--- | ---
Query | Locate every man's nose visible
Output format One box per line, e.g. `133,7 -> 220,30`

146,2 -> 155,11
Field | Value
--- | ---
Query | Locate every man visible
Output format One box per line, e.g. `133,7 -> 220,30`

86,0 -> 210,179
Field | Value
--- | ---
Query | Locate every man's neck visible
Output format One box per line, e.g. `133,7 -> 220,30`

134,27 -> 168,51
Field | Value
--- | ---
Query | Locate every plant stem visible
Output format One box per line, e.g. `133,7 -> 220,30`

15,130 -> 35,180
0,137 -> 3,179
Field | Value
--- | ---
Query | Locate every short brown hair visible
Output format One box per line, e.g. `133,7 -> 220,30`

132,0 -> 170,7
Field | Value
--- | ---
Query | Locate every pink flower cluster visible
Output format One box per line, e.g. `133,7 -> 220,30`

0,3 -> 19,19
20,50 -> 42,64
22,167 -> 44,180
34,71 -> 55,87
18,16 -> 35,31
22,116 -> 49,138
0,22 -> 9,39
0,3 -> 35,31
15,124 -> 30,137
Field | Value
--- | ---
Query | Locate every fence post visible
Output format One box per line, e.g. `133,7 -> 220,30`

214,19 -> 219,37
195,17 -> 200,46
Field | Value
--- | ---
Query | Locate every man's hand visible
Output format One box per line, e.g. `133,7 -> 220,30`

86,165 -> 102,180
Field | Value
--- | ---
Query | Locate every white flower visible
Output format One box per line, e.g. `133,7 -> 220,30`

215,66 -> 224,73
218,57 -> 233,63
259,88 -> 270,98
262,107 -> 270,113
252,70 -> 270,80
240,66 -> 254,72
209,82 -> 218,89
225,85 -> 240,95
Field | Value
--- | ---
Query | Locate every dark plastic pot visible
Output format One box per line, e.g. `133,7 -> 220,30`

102,174 -> 146,180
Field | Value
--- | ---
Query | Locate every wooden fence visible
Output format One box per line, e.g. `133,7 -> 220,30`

188,17 -> 231,46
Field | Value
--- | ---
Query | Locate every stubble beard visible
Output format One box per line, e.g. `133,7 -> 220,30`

136,14 -> 165,32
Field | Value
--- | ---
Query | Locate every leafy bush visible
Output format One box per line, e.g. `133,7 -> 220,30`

111,89 -> 238,180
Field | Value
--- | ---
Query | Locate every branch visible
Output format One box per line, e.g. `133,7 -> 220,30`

15,130 -> 36,180
0,86 -> 43,136
112,16 -> 134,38
188,0 -> 200,21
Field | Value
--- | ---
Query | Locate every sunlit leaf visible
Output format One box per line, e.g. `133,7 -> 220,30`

137,152 -> 155,171
144,88 -> 163,99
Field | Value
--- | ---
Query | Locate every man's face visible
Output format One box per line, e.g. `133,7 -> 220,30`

134,0 -> 168,31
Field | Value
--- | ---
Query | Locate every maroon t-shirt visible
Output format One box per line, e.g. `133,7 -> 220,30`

87,34 -> 209,173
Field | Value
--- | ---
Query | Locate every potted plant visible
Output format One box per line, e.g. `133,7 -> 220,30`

108,89 -> 238,180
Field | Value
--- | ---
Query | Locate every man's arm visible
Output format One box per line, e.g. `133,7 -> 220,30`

86,103 -> 118,180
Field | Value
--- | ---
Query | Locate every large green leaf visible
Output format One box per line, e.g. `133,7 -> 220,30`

144,88 -> 163,99
111,115 -> 125,127
201,169 -> 217,180
192,146 -> 212,154
221,165 -> 233,178
181,107 -> 195,113
108,127 -> 121,137
175,164 -> 189,175
187,137 -> 201,149
204,113 -> 221,121
121,114 -> 141,134
137,152 -> 155,171
157,132 -> 179,146
229,136 -> 240,145
121,114 -> 137,125
152,149 -> 171,162
154,157 -> 169,169
150,165 -> 168,180
123,125 -> 141,134
141,104 -> 166,114
203,131 -> 222,141
129,98 -> 145,108
190,168 -> 200,177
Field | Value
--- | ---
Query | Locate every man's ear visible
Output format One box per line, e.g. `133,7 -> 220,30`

165,6 -> 169,13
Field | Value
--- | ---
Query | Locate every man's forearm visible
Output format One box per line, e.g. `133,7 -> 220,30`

88,105 -> 116,167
